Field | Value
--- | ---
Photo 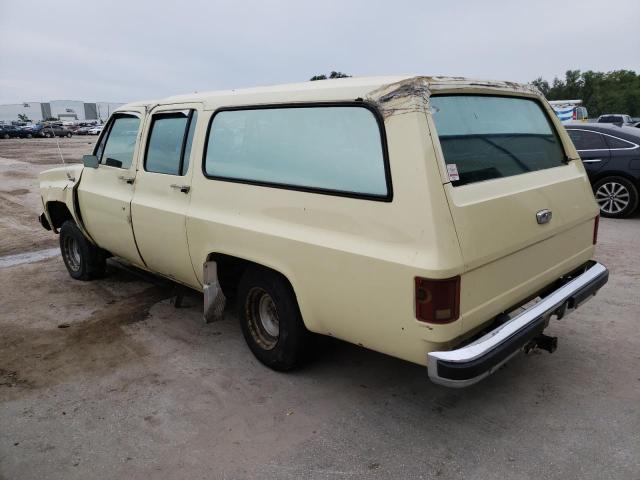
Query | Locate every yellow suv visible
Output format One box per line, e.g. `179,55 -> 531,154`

38,76 -> 608,387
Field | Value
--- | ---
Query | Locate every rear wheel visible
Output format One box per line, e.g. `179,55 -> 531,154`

593,176 -> 639,218
59,221 -> 106,280
237,267 -> 311,371
66,132 -> 72,138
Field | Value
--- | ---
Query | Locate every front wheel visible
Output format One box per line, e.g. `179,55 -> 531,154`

59,221 -> 107,280
593,176 -> 639,218
237,267 -> 311,371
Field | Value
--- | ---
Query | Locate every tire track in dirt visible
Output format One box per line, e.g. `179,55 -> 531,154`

0,285 -> 172,402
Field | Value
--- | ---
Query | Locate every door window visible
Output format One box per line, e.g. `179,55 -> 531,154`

567,130 -> 608,150
145,111 -> 197,176
97,115 -> 141,169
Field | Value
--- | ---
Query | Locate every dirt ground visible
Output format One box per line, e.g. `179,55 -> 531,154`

0,138 -> 639,480
0,137 -> 93,256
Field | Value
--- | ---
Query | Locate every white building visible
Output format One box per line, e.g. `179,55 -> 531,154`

0,100 -> 124,124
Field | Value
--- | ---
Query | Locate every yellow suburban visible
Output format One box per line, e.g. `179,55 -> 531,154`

38,76 -> 608,387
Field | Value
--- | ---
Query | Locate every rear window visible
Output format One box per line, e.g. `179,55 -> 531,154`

430,95 -> 567,186
204,105 -> 389,199
598,115 -> 621,123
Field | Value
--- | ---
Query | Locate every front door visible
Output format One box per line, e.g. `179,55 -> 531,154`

130,104 -> 201,287
77,109 -> 146,266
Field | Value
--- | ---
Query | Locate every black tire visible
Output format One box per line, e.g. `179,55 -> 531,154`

66,132 -> 72,138
237,266 -> 310,371
26,133 -> 33,139
593,176 -> 639,218
2,134 -> 8,139
59,220 -> 106,280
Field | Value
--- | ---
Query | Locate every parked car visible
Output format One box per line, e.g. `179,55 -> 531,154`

76,125 -> 99,135
87,125 -> 103,135
566,123 -> 640,218
597,114 -> 635,126
39,125 -> 73,138
0,125 -> 29,138
38,76 -> 608,387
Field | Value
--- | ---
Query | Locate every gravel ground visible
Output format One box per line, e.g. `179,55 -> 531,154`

0,138 -> 639,480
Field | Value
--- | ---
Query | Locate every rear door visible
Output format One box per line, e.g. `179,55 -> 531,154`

130,104 -> 200,287
566,128 -> 611,174
77,109 -> 146,266
428,94 -> 599,330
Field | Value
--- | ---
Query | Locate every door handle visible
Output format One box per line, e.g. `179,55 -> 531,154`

582,159 -> 602,163
117,175 -> 135,184
170,184 -> 191,193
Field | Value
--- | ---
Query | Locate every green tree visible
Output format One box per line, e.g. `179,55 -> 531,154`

310,71 -> 351,81
531,77 -> 550,96
17,113 -> 31,123
533,70 -> 640,117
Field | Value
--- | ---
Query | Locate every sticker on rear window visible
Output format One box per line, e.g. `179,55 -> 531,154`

446,164 -> 460,182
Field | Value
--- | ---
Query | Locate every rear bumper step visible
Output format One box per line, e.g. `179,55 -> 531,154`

427,261 -> 608,388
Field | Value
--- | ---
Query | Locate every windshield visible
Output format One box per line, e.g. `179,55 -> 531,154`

430,95 -> 567,186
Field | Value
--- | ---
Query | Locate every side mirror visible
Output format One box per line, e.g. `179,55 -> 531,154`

83,155 -> 99,168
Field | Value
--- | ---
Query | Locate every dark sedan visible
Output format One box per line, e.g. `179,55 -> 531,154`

0,125 -> 29,139
566,123 -> 640,218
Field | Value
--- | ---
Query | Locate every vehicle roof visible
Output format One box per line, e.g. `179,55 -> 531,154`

565,122 -> 640,139
598,114 -> 629,117
116,75 -> 542,112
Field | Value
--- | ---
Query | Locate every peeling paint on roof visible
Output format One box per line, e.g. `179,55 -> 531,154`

114,75 -> 543,117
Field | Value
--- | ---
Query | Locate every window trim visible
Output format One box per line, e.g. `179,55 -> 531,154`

92,112 -> 141,169
566,128 -> 639,152
201,101 -> 393,202
143,110 -> 195,176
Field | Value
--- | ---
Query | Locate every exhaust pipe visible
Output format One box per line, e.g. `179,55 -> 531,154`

525,333 -> 558,354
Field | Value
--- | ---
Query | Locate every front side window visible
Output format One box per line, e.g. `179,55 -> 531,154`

98,115 -> 141,169
567,130 -> 607,150
430,95 -> 566,186
204,105 -> 389,198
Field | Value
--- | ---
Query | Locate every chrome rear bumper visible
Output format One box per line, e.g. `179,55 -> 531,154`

427,261 -> 608,388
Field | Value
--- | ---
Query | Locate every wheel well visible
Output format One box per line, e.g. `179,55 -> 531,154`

207,253 -> 294,301
46,201 -> 73,230
591,171 -> 640,188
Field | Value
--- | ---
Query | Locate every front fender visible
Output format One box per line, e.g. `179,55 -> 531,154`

39,164 -> 87,235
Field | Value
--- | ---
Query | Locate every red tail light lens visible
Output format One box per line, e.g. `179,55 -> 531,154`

593,215 -> 599,245
415,276 -> 460,324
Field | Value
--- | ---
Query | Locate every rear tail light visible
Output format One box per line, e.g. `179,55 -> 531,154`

593,215 -> 599,245
415,276 -> 460,324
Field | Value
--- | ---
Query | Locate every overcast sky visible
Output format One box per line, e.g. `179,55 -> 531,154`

1,0 -> 639,104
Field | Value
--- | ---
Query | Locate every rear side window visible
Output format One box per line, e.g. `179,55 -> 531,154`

430,95 -> 566,186
204,105 -> 389,199
145,110 -> 197,176
567,130 -> 608,150
605,134 -> 636,149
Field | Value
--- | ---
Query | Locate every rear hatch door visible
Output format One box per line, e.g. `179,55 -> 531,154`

429,94 -> 599,331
